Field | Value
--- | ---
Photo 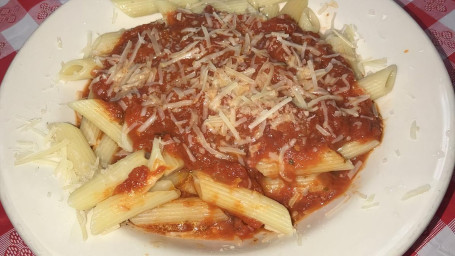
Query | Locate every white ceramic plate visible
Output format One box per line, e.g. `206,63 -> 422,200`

1,0 -> 454,255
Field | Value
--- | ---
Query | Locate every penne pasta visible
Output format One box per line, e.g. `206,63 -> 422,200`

358,65 -> 397,100
190,0 -> 252,14
94,134 -> 119,168
177,174 -> 198,195
163,151 -> 185,176
261,174 -> 322,193
79,118 -> 101,146
148,138 -> 184,176
59,58 -> 99,81
149,180 -> 175,192
68,150 -> 148,210
155,0 -> 178,16
68,99 -> 133,152
111,0 -> 158,17
297,150 -> 354,174
338,140 -> 381,159
193,171 -> 294,235
91,190 -> 180,235
130,197 -> 228,226
160,169 -> 189,187
169,0 -> 200,7
298,7 -> 320,33
49,123 -> 97,183
256,148 -> 354,178
247,0 -> 286,8
280,0 -> 308,23
90,30 -> 124,56
260,4 -> 280,18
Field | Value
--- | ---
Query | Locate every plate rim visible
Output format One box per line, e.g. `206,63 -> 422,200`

0,0 -> 454,255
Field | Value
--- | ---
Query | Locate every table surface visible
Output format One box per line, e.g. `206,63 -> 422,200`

0,0 -> 454,255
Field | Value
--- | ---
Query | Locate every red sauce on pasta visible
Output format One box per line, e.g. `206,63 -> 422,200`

87,6 -> 383,240
113,165 -> 152,195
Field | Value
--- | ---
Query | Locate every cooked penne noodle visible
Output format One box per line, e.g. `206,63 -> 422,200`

280,0 -> 308,23
247,0 -> 286,8
177,174 -> 198,195
130,197 -> 229,226
149,180 -> 175,192
163,151 -> 185,176
111,0 -> 158,17
295,174 -> 321,190
155,0 -> 178,16
190,0 -> 251,14
148,138 -> 184,175
261,174 -> 324,198
209,0 -> 251,13
68,99 -> 133,152
79,91 -> 101,147
49,123 -> 97,182
79,118 -> 101,146
68,150 -> 148,210
59,58 -> 99,81
169,0 -> 200,7
358,65 -> 397,100
94,134 -> 118,168
193,171 -> 294,235
260,176 -> 286,192
256,148 -> 354,177
255,159 -> 280,177
260,4 -> 280,18
298,7 -> 319,33
297,150 -> 354,174
160,169 -> 189,186
90,30 -> 124,56
91,190 -> 180,235
338,140 -> 381,159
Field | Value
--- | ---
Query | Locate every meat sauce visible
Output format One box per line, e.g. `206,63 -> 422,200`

89,6 -> 383,240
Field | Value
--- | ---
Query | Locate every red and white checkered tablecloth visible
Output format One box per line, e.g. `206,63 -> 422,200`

0,0 -> 454,255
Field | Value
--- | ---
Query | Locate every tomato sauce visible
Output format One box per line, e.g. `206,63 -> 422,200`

113,165 -> 152,195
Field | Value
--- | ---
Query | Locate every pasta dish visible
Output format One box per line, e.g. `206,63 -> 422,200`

18,0 -> 397,241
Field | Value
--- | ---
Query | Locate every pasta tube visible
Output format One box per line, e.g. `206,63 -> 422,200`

256,148 -> 354,177
59,58 -> 99,81
49,123 -> 97,182
260,4 -> 280,18
111,0 -> 158,17
68,99 -> 133,152
358,65 -> 397,100
337,140 -> 380,159
79,118 -> 101,146
155,0 -> 178,16
130,197 -> 228,226
193,171 -> 294,235
190,0 -> 251,14
298,7 -> 320,33
91,190 -> 180,235
94,134 -> 119,168
247,0 -> 286,8
149,180 -> 175,192
280,0 -> 308,22
68,150 -> 148,210
90,30 -> 124,56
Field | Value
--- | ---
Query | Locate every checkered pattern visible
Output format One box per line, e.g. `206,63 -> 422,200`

0,0 -> 454,255
397,0 -> 455,85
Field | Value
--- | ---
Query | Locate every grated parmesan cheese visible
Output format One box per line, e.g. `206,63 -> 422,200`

402,184 -> 431,200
